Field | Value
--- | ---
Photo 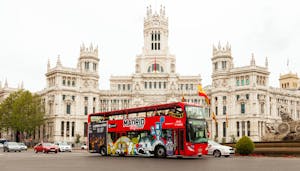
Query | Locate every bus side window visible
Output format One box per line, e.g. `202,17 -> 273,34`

157,109 -> 166,116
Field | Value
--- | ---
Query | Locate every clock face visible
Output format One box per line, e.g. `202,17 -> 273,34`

153,21 -> 159,26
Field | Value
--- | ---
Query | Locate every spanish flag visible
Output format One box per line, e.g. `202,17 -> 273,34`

181,95 -> 185,102
197,84 -> 210,105
212,112 -> 217,123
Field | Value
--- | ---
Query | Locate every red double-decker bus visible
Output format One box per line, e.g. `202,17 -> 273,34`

87,102 -> 209,158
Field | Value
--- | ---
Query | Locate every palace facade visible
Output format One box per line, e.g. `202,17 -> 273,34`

207,43 -> 300,142
37,6 -> 203,144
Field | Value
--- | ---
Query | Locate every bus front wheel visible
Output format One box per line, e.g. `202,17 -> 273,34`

154,145 -> 166,158
100,147 -> 107,156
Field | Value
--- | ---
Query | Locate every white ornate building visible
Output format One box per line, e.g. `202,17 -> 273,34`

207,42 -> 300,142
38,6 -> 204,144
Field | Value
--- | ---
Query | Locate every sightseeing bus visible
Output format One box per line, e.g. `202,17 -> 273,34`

87,102 -> 209,158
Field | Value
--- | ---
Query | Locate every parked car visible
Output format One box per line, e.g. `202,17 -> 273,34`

81,143 -> 88,150
34,143 -> 58,153
207,140 -> 235,157
0,139 -> 8,148
18,142 -> 28,151
55,142 -> 72,152
3,142 -> 22,152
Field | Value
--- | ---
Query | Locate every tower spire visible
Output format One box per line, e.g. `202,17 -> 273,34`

47,58 -> 51,71
56,55 -> 62,67
250,53 -> 256,66
218,41 -> 221,50
265,57 -> 268,68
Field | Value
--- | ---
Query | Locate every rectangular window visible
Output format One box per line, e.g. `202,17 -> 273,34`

223,96 -> 226,100
247,121 -> 250,136
215,62 -> 218,70
222,61 -> 226,69
164,82 -> 166,89
127,84 -> 130,90
66,104 -> 71,114
246,79 -> 250,85
242,121 -> 245,136
241,103 -> 245,114
61,121 -> 64,137
84,106 -> 88,115
159,82 -> 161,89
236,80 -> 239,86
215,106 -> 218,115
72,96 -> 75,101
149,82 -> 152,89
66,121 -> 70,137
123,84 -> 125,90
241,79 -> 245,86
63,80 -> 66,85
93,63 -> 97,71
154,82 -> 157,89
186,84 -> 188,90
236,122 -> 240,137
145,82 -> 147,89
223,106 -> 226,115
62,95 -> 65,100
85,62 -> 89,70
84,122 -> 88,137
71,122 -> 75,137
223,122 -> 226,137
215,122 -> 218,138
118,84 -> 121,90
84,97 -> 88,101
246,94 -> 249,100
93,107 -> 95,113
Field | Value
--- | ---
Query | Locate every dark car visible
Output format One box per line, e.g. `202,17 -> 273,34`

3,142 -> 22,152
0,139 -> 8,149
34,143 -> 58,153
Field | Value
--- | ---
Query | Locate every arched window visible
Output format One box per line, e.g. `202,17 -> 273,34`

158,32 -> 160,41
147,64 -> 164,73
151,32 -> 154,41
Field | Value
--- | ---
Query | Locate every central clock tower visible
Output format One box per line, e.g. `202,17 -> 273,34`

143,5 -> 169,56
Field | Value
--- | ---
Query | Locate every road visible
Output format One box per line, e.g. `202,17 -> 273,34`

0,149 -> 300,171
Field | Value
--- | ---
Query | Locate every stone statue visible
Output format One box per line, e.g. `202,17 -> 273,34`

263,105 -> 300,141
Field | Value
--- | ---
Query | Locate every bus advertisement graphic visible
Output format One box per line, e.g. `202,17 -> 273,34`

89,121 -> 107,153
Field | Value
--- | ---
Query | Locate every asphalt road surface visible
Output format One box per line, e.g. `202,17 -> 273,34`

1,149 -> 300,171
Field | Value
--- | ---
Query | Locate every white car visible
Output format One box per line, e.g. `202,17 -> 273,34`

81,144 -> 88,150
18,142 -> 28,151
208,140 -> 235,157
55,142 -> 72,152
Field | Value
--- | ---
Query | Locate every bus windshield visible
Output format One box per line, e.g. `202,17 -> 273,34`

187,119 -> 207,143
185,106 -> 208,119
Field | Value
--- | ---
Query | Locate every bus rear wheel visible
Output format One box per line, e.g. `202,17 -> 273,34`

154,145 -> 166,158
100,147 -> 107,156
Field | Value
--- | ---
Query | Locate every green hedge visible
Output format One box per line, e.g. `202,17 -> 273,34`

236,136 -> 255,155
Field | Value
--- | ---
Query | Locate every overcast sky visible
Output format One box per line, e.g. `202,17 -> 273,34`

1,0 -> 300,92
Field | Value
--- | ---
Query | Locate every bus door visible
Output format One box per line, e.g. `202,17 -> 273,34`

174,129 -> 185,155
88,121 -> 107,153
